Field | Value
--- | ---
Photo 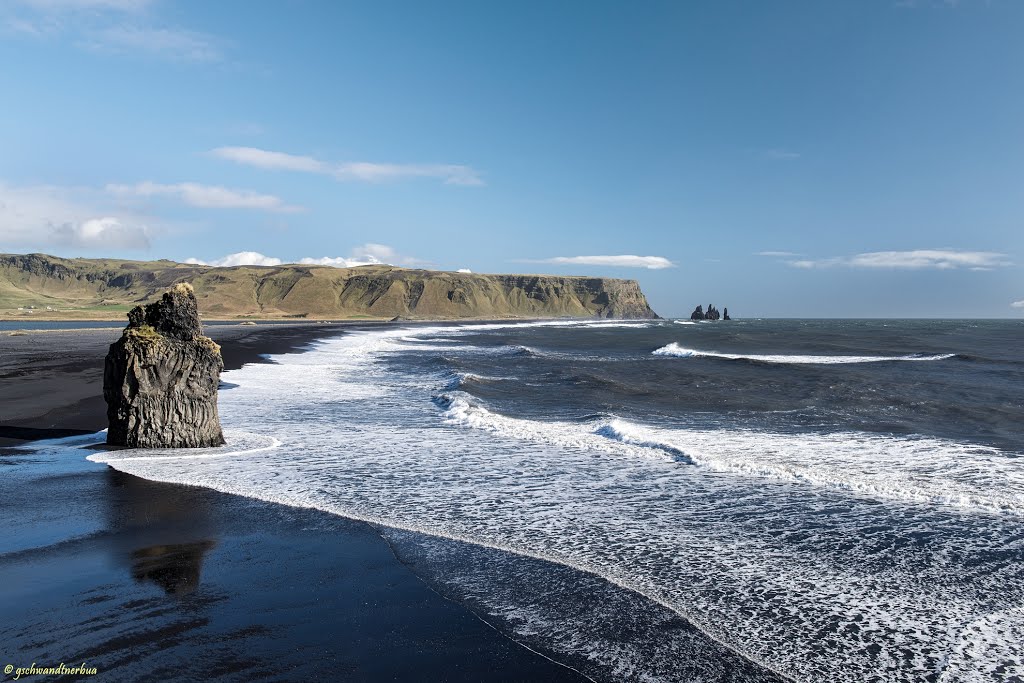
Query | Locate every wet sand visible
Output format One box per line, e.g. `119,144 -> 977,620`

0,323 -> 357,445
0,323 -> 587,681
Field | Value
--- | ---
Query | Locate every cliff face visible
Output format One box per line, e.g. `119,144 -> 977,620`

0,253 -> 659,319
104,283 -> 225,448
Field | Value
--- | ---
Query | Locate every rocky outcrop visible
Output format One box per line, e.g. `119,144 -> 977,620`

690,304 -> 728,321
1,253 -> 660,320
103,283 -> 225,448
723,307 -> 731,321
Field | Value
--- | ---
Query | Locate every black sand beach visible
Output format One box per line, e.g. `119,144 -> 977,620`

0,323 -> 588,682
0,323 -> 354,445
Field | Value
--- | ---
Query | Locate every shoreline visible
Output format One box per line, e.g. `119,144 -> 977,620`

0,320 -> 592,681
0,322 -> 356,445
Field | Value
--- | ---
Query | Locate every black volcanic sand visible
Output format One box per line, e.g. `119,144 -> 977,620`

0,323 -> 588,682
0,323 -> 359,445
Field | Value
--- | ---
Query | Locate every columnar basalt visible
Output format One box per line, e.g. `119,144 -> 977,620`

103,283 -> 225,448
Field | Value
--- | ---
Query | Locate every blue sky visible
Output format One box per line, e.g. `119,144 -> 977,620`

1,0 -> 1022,317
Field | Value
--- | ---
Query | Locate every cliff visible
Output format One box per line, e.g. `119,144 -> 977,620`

0,253 -> 658,320
104,283 -> 225,448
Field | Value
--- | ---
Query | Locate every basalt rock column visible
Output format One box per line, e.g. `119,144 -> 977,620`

104,283 -> 226,448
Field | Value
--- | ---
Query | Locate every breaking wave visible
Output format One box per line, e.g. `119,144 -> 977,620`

652,342 -> 956,364
436,394 -> 1023,515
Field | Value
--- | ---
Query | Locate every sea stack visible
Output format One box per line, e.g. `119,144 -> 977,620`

689,303 -> 729,321
103,283 -> 226,448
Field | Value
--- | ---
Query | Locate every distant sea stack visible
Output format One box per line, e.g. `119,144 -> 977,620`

104,283 -> 226,448
690,304 -> 730,321
0,253 -> 658,320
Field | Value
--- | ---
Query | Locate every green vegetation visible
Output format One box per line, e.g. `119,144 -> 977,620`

0,253 -> 658,321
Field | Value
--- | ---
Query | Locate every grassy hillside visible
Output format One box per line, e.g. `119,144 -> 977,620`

0,253 -> 659,321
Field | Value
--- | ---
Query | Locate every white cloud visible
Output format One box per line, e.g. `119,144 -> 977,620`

81,25 -> 222,61
1012,300 -> 1024,309
335,162 -> 484,186
210,147 -> 327,173
107,181 -> 303,212
211,146 -> 484,186
186,252 -> 281,267
350,243 -> 397,262
787,250 -> 1012,270
756,250 -> 800,257
186,244 -> 412,269
530,255 -> 676,270
52,216 -> 149,248
298,256 -> 380,267
4,0 -> 224,63
456,268 -> 472,273
849,250 -> 1010,269
0,182 -> 150,249
788,260 -> 824,269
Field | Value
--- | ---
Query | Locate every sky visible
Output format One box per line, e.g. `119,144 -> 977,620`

1,0 -> 1022,318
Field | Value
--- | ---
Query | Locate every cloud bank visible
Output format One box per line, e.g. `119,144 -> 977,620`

186,244 -> 408,269
211,146 -> 484,186
107,181 -> 303,212
528,255 -> 675,270
1012,300 -> 1024,309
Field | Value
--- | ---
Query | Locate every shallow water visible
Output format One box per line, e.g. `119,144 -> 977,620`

80,318 -> 1024,682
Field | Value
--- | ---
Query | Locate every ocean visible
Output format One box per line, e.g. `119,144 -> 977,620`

80,318 -> 1023,682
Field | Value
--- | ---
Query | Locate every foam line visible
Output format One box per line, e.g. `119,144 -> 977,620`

652,342 -> 956,364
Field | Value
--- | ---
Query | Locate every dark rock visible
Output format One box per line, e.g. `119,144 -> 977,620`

104,283 -> 225,448
723,308 -> 731,321
689,303 -> 729,321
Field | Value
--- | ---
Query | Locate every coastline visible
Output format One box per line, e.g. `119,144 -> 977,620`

0,321 -> 590,681
0,322 -> 356,445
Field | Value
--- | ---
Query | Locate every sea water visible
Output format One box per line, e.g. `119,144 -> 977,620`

81,319 -> 1024,682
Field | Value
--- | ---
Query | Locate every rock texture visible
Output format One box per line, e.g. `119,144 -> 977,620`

104,283 -> 225,448
1,253 -> 658,320
690,304 -> 727,321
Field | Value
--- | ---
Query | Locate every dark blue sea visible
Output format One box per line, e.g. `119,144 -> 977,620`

58,318 -> 1024,681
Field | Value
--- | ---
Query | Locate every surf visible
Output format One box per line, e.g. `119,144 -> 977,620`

652,342 -> 956,364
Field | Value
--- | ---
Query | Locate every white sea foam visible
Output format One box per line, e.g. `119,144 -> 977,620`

64,322 -> 1024,683
86,430 -> 280,464
438,396 -> 1024,515
652,342 -> 956,364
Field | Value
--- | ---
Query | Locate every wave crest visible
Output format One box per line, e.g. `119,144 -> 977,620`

652,342 -> 955,365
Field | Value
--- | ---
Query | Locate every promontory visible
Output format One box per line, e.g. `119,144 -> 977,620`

0,253 -> 659,320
